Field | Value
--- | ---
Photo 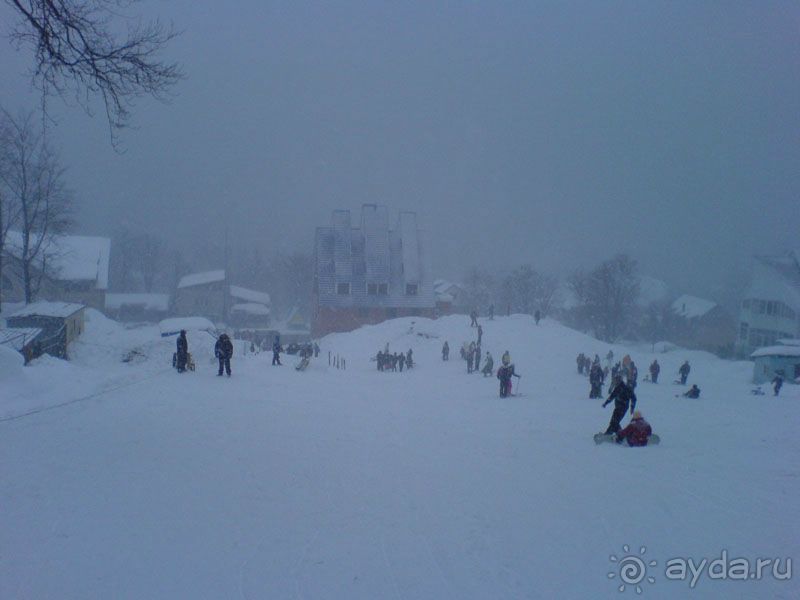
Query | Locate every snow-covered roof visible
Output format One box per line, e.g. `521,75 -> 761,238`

230,302 -> 270,316
105,293 -> 170,311
178,270 -> 225,289
751,345 -> 800,358
229,285 -> 270,305
0,327 -> 42,351
672,294 -> 717,319
10,301 -> 85,319
158,317 -> 216,336
777,339 -> 800,347
4,231 -> 111,290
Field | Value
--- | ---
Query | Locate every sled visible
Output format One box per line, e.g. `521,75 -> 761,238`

750,388 -> 766,396
295,357 -> 310,371
594,433 -> 660,446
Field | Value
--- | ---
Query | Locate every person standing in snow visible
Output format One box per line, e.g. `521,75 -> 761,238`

605,350 -> 614,369
442,341 -> 450,361
577,353 -> 585,375
627,360 -> 638,389
679,360 -> 691,385
772,372 -> 784,396
475,342 -> 482,373
589,360 -> 604,399
602,376 -> 637,435
649,359 -> 660,384
272,338 -> 282,366
467,343 -> 475,373
616,411 -> 653,446
477,324 -> 483,345
470,310 -> 479,327
497,352 -> 520,397
215,333 -> 234,377
176,330 -> 189,373
482,352 -> 494,376
406,348 -> 413,369
314,342 -> 320,358
534,309 -> 541,325
489,304 -> 495,320
399,352 -> 406,372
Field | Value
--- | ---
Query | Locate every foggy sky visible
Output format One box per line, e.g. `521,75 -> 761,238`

1,1 -> 798,299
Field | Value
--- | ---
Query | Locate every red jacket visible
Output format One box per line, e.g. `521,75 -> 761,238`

617,417 -> 652,447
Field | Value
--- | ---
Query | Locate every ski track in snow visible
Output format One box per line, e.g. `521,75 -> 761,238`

1,312 -> 799,599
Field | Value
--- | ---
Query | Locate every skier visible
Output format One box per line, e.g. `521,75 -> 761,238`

497,352 -> 520,397
679,360 -> 691,385
442,341 -> 449,361
683,384 -> 701,399
616,411 -> 653,447
215,333 -> 234,377
602,376 -> 637,435
176,330 -> 189,373
534,309 -> 541,325
772,372 -> 784,396
649,359 -> 660,384
482,352 -> 494,377
470,310 -> 479,327
406,348 -> 414,369
272,338 -> 282,366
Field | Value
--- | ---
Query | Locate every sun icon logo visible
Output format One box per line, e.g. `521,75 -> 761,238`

608,544 -> 657,594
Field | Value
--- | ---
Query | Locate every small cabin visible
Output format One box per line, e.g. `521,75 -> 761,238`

6,302 -> 86,359
750,341 -> 800,384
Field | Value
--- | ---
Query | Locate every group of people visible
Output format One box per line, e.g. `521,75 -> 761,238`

375,348 -> 414,372
173,330 -> 318,377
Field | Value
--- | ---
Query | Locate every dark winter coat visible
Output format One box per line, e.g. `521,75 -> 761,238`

603,381 -> 637,413
616,417 -> 652,447
684,385 -> 700,399
497,364 -> 518,382
679,362 -> 691,377
177,334 -> 188,355
215,336 -> 234,359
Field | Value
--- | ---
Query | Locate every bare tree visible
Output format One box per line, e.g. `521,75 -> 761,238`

5,0 -> 182,143
502,265 -> 560,318
463,266 -> 495,315
0,110 -> 72,302
567,254 -> 640,342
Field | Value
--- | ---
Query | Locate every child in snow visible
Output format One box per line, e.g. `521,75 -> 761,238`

497,352 -> 520,397
683,384 -> 700,399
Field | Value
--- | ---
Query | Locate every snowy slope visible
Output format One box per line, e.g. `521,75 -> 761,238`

1,314 -> 798,599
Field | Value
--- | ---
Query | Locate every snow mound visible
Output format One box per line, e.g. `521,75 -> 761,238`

0,345 -> 24,380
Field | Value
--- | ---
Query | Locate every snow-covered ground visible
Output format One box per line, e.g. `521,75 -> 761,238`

1,312 -> 798,599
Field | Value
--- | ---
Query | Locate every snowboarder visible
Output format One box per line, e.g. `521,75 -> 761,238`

497,353 -> 520,397
683,384 -> 701,399
482,352 -> 494,376
272,338 -> 282,366
176,330 -> 188,373
772,372 -> 784,396
602,376 -> 637,435
442,341 -> 449,361
534,309 -> 541,325
616,411 -> 653,447
679,360 -> 691,385
470,310 -> 479,327
406,348 -> 413,369
649,359 -> 660,384
215,333 -> 234,377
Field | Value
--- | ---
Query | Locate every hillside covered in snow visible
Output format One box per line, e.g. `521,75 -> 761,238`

1,312 -> 798,599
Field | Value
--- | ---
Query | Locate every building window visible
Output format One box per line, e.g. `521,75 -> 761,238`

406,283 -> 418,296
378,283 -> 388,295
337,283 -> 350,295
